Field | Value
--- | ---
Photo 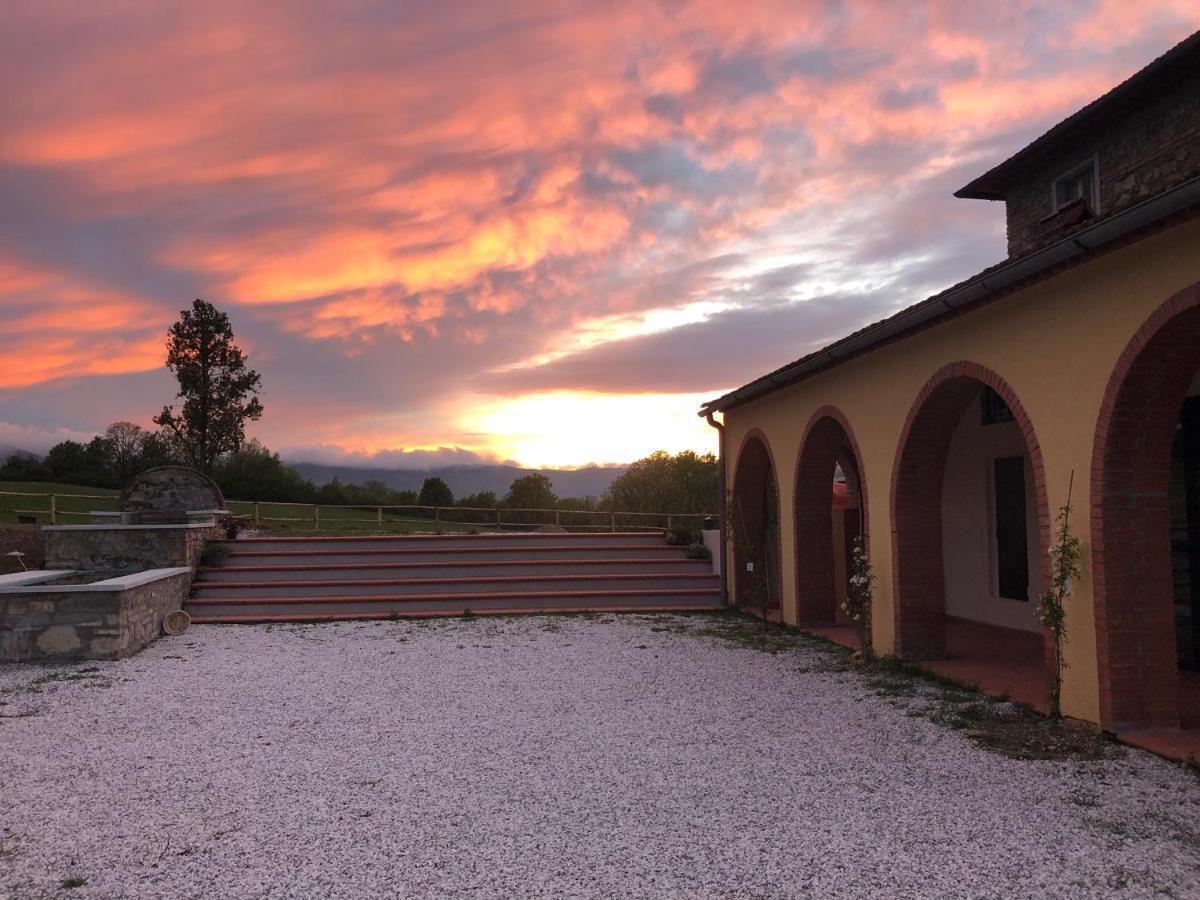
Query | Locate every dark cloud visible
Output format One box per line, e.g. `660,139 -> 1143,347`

605,143 -> 755,199
878,83 -> 940,110
697,48 -> 776,99
477,291 -> 900,396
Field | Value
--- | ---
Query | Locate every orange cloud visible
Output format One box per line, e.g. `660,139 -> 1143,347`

0,1 -> 1196,464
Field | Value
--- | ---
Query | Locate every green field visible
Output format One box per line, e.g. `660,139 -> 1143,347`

0,481 -> 477,534
0,481 -> 680,535
0,481 -> 119,524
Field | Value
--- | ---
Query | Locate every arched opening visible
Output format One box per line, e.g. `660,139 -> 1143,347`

730,432 -> 782,616
892,363 -> 1051,708
1093,285 -> 1200,736
794,409 -> 866,630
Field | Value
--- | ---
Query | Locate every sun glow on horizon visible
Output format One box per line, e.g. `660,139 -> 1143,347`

458,390 -> 723,469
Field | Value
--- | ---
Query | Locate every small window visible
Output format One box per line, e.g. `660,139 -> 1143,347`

1053,160 -> 1097,212
981,387 -> 1014,426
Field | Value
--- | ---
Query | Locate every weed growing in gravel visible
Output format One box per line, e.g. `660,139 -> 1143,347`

676,611 -> 854,669
1069,790 -> 1102,809
60,876 -> 87,889
860,658 -> 1119,761
31,669 -> 99,687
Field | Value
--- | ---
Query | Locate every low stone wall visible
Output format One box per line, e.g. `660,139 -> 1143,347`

0,569 -> 190,662
43,523 -> 222,577
0,525 -> 45,574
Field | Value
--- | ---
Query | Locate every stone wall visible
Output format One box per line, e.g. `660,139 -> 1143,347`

0,570 -> 190,662
0,525 -> 45,574
43,523 -> 222,578
1004,76 -> 1200,258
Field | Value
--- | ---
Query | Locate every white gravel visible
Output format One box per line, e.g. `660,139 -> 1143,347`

2,615 -> 1199,899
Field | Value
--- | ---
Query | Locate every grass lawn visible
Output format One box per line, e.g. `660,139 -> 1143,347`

0,481 -> 118,525
0,481 -> 626,535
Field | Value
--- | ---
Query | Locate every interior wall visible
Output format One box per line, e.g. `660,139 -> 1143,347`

941,394 -> 1043,633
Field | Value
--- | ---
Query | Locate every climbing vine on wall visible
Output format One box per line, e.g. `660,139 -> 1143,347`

843,535 -> 875,663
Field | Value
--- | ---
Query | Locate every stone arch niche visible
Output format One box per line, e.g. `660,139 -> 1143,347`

1091,282 -> 1200,731
730,431 -> 782,613
119,465 -> 225,524
793,407 -> 868,626
890,362 -> 1051,670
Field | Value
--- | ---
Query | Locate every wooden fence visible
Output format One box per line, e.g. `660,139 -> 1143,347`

0,489 -> 717,534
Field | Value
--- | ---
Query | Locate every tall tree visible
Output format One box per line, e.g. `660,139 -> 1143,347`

137,432 -> 178,471
212,439 -> 316,503
104,421 -> 147,484
504,473 -> 557,510
44,437 -> 114,487
154,299 -> 263,474
418,476 -> 454,509
603,450 -> 718,514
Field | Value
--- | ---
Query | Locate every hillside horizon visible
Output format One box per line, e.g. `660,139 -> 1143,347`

0,443 -> 629,499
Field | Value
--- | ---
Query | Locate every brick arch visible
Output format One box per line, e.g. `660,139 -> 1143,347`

890,361 -> 1052,664
1091,281 -> 1200,731
731,429 -> 783,611
793,406 -> 869,625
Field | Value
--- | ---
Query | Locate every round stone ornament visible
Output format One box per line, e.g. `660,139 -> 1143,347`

162,609 -> 191,636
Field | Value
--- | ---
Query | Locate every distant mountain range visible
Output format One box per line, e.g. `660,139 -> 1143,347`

286,462 -> 628,499
0,442 -> 627,499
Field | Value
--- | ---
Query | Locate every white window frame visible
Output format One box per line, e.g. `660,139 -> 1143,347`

1049,155 -> 1100,214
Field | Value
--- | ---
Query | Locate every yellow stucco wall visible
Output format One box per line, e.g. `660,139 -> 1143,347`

721,216 -> 1200,724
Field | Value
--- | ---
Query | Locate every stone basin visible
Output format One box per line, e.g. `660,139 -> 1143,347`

0,567 -> 191,662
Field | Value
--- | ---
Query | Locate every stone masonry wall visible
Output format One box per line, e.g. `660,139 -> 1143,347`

0,572 -> 189,662
0,525 -> 45,574
1005,76 -> 1200,258
44,524 -> 221,580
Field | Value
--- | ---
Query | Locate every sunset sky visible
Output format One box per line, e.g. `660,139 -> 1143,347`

2,2 -> 1197,469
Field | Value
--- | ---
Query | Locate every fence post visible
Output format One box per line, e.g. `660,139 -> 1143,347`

666,514 -> 673,531
49,494 -> 57,525
610,510 -> 616,531
376,506 -> 383,526
496,507 -> 502,529
554,509 -> 561,527
435,506 -> 441,529
314,505 -> 320,531
254,502 -> 261,527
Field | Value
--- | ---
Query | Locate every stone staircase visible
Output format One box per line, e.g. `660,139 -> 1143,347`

187,532 -> 723,623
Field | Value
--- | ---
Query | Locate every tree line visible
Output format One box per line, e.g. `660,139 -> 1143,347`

0,438 -> 717,515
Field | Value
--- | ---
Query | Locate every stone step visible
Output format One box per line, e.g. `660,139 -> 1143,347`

197,557 -> 711,582
192,572 -> 718,597
186,587 -> 722,621
187,604 -> 723,625
221,544 -> 687,566
222,531 -> 670,553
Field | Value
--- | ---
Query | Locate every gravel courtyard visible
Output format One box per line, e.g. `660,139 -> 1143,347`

2,614 -> 1199,899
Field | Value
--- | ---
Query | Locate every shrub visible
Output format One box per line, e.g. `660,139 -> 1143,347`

665,525 -> 698,546
200,542 -> 231,567
843,535 -> 875,662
